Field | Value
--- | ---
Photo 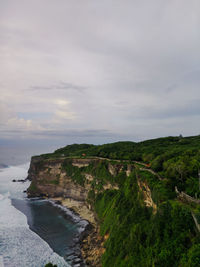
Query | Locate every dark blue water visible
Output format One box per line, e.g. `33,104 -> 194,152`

0,164 -> 87,267
12,199 -> 80,258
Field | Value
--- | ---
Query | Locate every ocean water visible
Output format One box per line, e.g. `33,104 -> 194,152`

0,164 -> 86,267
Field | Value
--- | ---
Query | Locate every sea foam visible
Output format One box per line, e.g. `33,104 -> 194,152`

0,165 -> 69,267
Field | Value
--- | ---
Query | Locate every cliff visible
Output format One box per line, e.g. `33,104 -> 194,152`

27,157 -> 121,200
27,156 -> 128,266
26,140 -> 200,267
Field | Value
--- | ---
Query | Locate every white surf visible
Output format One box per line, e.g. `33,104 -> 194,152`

0,164 -> 69,267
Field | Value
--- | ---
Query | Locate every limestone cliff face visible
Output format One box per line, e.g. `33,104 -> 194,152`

27,157 -> 120,200
28,158 -> 88,199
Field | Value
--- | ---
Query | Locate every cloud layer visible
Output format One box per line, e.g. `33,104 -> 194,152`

1,0 -> 200,145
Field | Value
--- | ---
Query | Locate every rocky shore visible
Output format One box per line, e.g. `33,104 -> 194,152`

52,197 -> 104,267
52,197 -> 96,225
81,227 -> 105,267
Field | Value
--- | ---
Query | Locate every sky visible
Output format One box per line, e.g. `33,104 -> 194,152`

1,0 -> 200,159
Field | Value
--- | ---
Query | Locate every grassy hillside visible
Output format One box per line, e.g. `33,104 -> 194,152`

95,172 -> 200,267
37,135 -> 200,266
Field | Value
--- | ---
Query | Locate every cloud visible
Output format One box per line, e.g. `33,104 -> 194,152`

0,102 -> 45,140
1,0 -> 200,144
30,81 -> 87,92
55,99 -> 71,106
54,110 -> 76,120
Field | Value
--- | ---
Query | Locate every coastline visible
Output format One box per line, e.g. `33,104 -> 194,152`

1,165 -> 69,267
52,197 -> 96,226
26,156 -> 118,266
50,197 -> 104,267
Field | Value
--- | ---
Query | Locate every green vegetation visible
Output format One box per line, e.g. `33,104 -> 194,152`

39,135 -> 200,197
49,179 -> 59,185
35,135 -> 200,266
44,263 -> 57,267
138,170 -> 175,203
28,181 -> 38,194
48,174 -> 60,185
62,159 -> 85,186
86,161 -> 113,183
61,159 -> 114,189
95,172 -> 199,267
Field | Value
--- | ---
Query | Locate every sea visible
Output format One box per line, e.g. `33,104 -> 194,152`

0,163 -> 88,267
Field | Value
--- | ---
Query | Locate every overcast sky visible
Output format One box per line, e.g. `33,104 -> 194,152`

1,0 -> 200,150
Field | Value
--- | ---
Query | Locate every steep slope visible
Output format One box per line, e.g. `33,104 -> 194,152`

27,137 -> 200,267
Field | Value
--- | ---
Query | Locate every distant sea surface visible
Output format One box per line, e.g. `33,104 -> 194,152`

0,164 -> 87,267
0,144 -> 58,166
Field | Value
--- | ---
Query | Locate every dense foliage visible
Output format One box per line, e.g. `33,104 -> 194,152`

62,160 -> 116,189
94,172 -> 200,267
37,135 -> 200,266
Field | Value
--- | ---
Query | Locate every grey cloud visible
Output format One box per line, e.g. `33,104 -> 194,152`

1,0 -> 200,144
147,100 -> 200,120
0,127 -> 124,144
30,82 -> 87,92
128,98 -> 200,121
30,86 -> 53,91
33,129 -> 118,138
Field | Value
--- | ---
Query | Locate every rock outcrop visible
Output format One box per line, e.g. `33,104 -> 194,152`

81,227 -> 105,267
27,157 -> 122,199
137,179 -> 157,214
28,158 -> 87,199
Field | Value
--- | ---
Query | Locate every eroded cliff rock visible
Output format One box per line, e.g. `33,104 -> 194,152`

27,157 -> 123,199
137,179 -> 157,214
